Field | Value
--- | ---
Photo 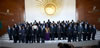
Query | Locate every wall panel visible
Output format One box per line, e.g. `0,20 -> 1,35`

0,0 -> 25,36
76,0 -> 100,30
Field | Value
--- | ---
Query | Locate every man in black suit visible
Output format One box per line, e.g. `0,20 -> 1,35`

41,24 -> 46,43
62,23 -> 66,40
87,25 -> 92,40
67,24 -> 73,42
13,24 -> 19,42
57,24 -> 61,40
25,25 -> 32,43
50,23 -> 55,40
37,24 -> 41,43
53,21 -> 57,38
31,26 -> 35,43
18,25 -> 22,43
83,24 -> 88,41
65,21 -> 69,37
12,27 -> 18,43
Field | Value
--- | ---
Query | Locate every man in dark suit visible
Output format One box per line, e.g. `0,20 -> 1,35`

83,24 -> 88,41
62,23 -> 66,40
18,25 -> 22,43
73,24 -> 78,42
60,22 -> 63,39
21,26 -> 26,43
37,24 -> 41,43
50,23 -> 55,40
25,25 -> 32,43
7,26 -> 12,40
57,24 -> 61,40
12,27 -> 18,43
78,23 -> 83,41
87,25 -> 92,40
41,24 -> 46,43
13,24 -> 19,42
65,21 -> 69,37
67,24 -> 73,42
53,21 -> 57,38
91,25 -> 96,40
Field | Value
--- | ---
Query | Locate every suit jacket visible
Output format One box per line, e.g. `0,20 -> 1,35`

12,29 -> 17,36
21,29 -> 26,36
67,26 -> 73,35
92,27 -> 96,34
78,25 -> 83,33
7,28 -> 12,35
83,27 -> 88,33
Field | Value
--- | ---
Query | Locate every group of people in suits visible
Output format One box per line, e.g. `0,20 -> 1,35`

7,19 -> 96,43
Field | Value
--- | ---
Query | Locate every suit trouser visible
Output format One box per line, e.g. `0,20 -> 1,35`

37,34 -> 40,43
68,33 -> 72,42
8,34 -> 13,40
26,35 -> 31,43
51,32 -> 54,40
41,36 -> 45,43
73,33 -> 77,41
13,35 -> 18,43
83,33 -> 87,41
19,35 -> 22,43
21,35 -> 25,43
57,32 -> 61,40
87,33 -> 91,40
31,35 -> 35,43
92,33 -> 96,40
62,32 -> 66,40
78,33 -> 82,41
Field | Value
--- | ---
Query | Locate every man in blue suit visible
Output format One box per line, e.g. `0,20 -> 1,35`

21,26 -> 26,43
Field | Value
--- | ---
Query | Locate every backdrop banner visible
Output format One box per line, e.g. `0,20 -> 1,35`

0,21 -> 2,29
25,0 -> 76,23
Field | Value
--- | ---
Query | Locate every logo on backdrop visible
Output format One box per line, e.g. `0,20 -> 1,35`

35,0 -> 63,16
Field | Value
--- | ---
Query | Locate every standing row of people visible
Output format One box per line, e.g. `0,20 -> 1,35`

7,20 -> 96,43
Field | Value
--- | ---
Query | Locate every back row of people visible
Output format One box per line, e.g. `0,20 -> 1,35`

7,20 -> 96,43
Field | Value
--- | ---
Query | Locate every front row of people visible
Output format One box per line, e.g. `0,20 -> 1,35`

7,20 -> 96,43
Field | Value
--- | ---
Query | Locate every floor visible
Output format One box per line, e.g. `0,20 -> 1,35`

0,31 -> 100,48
